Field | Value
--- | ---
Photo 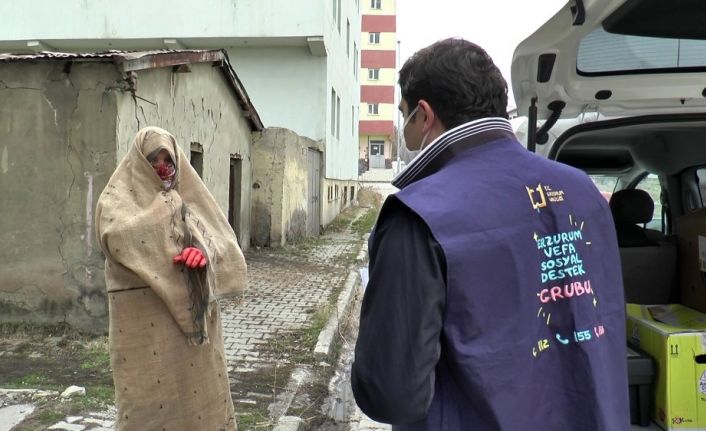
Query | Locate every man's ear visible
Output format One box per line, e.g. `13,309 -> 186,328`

418,100 -> 435,132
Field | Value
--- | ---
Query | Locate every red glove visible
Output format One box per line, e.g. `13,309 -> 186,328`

173,247 -> 207,268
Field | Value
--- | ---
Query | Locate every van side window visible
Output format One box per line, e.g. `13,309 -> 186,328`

696,168 -> 706,206
635,173 -> 662,231
588,175 -> 618,201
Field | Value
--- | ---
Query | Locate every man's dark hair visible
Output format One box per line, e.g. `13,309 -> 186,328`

399,38 -> 509,129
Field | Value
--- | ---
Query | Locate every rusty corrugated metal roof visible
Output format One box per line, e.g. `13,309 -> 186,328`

0,49 -> 264,130
0,51 -> 119,61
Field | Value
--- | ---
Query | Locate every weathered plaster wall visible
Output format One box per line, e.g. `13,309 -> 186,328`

250,129 -> 285,247
114,63 -> 253,248
251,128 -> 322,247
321,179 -> 358,227
281,132 -> 320,244
0,61 -> 122,330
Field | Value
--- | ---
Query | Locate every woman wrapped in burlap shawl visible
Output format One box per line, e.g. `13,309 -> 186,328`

95,127 -> 246,431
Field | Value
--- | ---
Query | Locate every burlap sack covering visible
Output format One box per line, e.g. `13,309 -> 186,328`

95,127 -> 246,430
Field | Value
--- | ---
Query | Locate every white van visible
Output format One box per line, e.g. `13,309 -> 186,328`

512,1 -> 706,429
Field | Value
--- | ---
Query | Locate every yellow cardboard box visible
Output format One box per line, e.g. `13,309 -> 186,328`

626,304 -> 706,430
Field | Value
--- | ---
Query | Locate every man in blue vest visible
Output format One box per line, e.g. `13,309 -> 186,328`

351,38 -> 630,430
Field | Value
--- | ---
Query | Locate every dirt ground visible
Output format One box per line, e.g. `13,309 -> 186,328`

0,324 -> 114,430
0,321 -> 347,431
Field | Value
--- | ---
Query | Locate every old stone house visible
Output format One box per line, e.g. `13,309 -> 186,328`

0,49 -> 263,331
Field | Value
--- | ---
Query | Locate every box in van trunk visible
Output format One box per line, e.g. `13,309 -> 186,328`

626,304 -> 706,430
677,208 -> 706,314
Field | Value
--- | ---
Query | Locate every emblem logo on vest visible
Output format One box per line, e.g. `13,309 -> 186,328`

526,183 -> 566,211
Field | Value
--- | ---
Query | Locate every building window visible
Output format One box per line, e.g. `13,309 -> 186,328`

369,32 -> 381,44
336,96 -> 341,139
371,0 -> 381,9
352,105 -> 355,136
332,0 -> 336,20
368,103 -> 379,115
337,0 -> 342,33
190,142 -> 203,178
353,43 -> 358,77
368,68 -> 380,80
346,20 -> 351,56
331,88 -> 337,136
228,156 -> 242,242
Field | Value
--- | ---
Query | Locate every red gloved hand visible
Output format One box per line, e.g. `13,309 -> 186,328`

173,247 -> 207,269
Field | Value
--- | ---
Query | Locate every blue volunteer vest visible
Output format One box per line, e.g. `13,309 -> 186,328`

391,118 -> 629,431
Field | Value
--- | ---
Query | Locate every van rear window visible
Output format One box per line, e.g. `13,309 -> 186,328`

577,27 -> 706,75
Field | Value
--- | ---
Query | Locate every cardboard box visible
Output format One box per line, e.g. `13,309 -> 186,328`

626,304 -> 706,430
677,208 -> 706,314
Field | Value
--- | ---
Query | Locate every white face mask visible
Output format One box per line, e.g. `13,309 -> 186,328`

402,105 -> 431,160
402,105 -> 419,130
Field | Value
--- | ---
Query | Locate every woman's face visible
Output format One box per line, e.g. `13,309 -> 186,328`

150,149 -> 176,187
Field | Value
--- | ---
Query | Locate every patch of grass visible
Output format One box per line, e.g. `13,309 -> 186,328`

64,387 -> 114,413
323,208 -> 357,233
276,287 -> 354,365
342,248 -> 360,268
0,322 -> 100,339
13,408 -> 65,431
292,306 -> 331,364
36,410 -> 64,424
5,379 -> 113,410
84,385 -> 115,407
305,307 -> 330,343
260,303 -> 332,366
351,207 -> 379,237
80,345 -> 110,370
8,372 -> 52,389
237,410 -> 273,430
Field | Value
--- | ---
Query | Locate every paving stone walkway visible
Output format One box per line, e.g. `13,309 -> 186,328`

221,229 -> 360,368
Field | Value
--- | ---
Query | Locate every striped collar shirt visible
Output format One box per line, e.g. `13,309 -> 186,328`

392,117 -> 516,189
